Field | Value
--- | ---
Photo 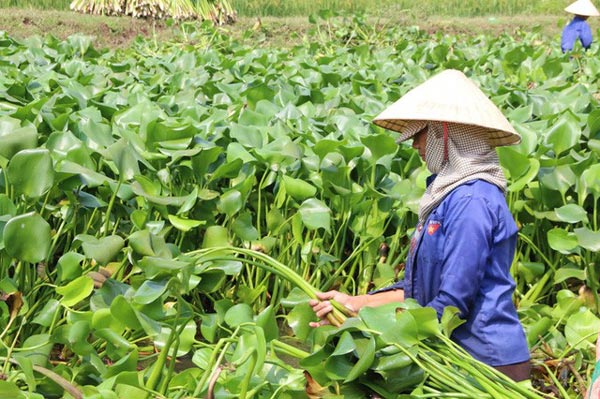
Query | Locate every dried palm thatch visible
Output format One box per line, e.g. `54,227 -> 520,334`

70,0 -> 237,25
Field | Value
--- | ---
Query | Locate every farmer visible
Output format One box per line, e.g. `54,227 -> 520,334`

561,0 -> 599,53
309,69 -> 531,382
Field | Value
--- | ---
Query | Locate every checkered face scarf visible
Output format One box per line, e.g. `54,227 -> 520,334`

402,121 -> 507,222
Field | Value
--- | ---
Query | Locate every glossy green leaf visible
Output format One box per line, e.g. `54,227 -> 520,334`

138,256 -> 191,279
345,336 -> 376,382
231,212 -> 259,241
104,350 -> 139,378
224,303 -> 254,328
7,149 -> 54,198
547,227 -> 578,254
360,303 -> 412,346
31,300 -> 60,328
3,212 -> 51,263
154,320 -> 196,356
57,252 -> 86,282
110,296 -> 142,330
554,204 -> 588,224
286,302 -> 314,341
331,331 -> 356,356
56,275 -> 94,307
0,116 -> 38,160
133,279 -> 168,305
545,116 -> 580,155
217,189 -> 242,216
256,305 -> 279,342
564,309 -> 600,349
78,234 -> 125,265
298,198 -> 331,231
17,333 -> 52,367
168,214 -> 205,232
554,267 -> 586,284
282,175 -> 317,201
202,225 -> 229,248
574,227 -> 600,252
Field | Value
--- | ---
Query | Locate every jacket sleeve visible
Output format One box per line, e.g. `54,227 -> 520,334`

427,195 -> 494,319
561,24 -> 576,52
580,23 -> 593,49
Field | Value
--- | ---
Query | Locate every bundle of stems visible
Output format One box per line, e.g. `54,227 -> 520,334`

69,0 -> 237,23
186,246 -> 354,326
70,0 -> 122,15
186,246 -> 551,398
400,337 -> 550,399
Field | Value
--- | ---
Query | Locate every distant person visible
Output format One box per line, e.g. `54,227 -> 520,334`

561,0 -> 599,52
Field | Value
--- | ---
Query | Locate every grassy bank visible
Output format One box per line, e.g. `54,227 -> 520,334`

1,0 -> 570,16
0,7 -> 582,50
231,0 -> 568,17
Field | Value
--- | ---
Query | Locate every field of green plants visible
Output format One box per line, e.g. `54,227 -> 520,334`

1,4 -> 600,399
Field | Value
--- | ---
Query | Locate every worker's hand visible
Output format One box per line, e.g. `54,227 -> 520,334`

309,290 -> 359,328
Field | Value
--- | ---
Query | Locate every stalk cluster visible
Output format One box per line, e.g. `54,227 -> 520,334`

69,0 -> 237,24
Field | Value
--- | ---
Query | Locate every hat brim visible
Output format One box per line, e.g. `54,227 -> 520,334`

372,69 -> 521,147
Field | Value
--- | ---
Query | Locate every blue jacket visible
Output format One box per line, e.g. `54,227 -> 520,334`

561,16 -> 593,52
375,179 -> 530,366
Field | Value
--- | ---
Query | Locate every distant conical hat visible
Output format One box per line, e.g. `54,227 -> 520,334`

372,69 -> 520,147
565,0 -> 600,16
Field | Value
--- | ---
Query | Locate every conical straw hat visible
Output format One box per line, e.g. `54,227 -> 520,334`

564,0 -> 600,16
372,69 -> 521,147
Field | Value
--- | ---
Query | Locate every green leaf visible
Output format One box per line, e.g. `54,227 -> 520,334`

32,300 -> 60,328
345,336 -> 375,382
564,309 -> 600,349
286,302 -> 314,341
202,225 -> 229,248
0,116 -> 38,160
195,269 -> 226,293
110,296 -> 142,330
440,306 -> 465,337
360,303 -> 413,346
331,331 -> 356,356
133,279 -> 168,305
3,212 -> 51,263
298,198 -> 331,231
17,333 -> 52,367
7,149 -> 54,198
554,267 -> 586,284
232,212 -> 259,241
56,252 -> 86,282
154,321 -> 196,356
545,116 -> 580,155
217,189 -> 242,216
574,227 -> 600,252
104,350 -> 139,378
361,133 -> 397,161
554,204 -> 588,224
56,276 -> 94,307
255,305 -> 279,342
224,303 -> 254,328
167,214 -> 205,232
547,227 -> 578,254
78,234 -> 125,265
282,175 -> 317,201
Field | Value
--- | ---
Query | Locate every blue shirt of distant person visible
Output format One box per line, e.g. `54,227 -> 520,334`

561,15 -> 593,52
375,177 -> 530,370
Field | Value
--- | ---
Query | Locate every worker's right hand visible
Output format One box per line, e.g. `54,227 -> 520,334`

309,290 -> 357,327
